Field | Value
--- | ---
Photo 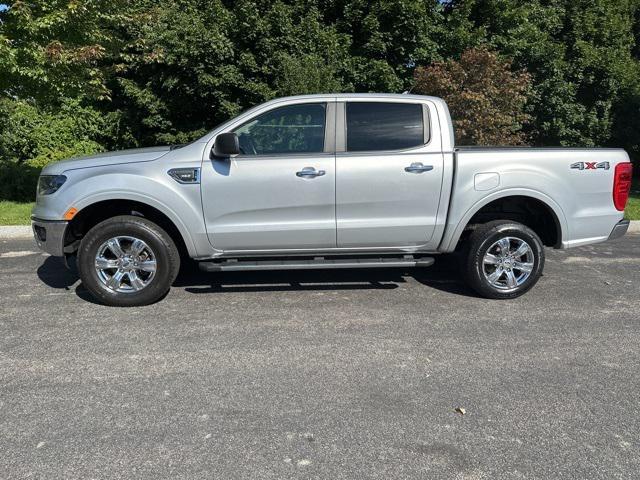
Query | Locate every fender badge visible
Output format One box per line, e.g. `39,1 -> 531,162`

570,162 -> 610,170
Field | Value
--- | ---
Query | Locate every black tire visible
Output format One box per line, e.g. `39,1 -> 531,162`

461,220 -> 545,299
77,215 -> 180,307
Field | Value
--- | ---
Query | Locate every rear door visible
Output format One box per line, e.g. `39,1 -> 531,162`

201,101 -> 336,251
336,100 -> 444,248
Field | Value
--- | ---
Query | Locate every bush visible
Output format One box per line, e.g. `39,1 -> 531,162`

0,99 -> 107,200
0,162 -> 41,202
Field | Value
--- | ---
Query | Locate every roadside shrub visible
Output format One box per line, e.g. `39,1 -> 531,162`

0,162 -> 41,202
611,94 -> 640,173
0,99 -> 106,201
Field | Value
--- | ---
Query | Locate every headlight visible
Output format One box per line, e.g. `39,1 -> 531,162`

37,175 -> 67,195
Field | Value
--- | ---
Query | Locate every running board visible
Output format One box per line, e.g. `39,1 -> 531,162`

198,256 -> 435,272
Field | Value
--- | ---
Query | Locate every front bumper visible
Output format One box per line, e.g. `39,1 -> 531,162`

608,219 -> 630,241
31,218 -> 68,257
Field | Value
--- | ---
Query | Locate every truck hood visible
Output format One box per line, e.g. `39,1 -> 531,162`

41,146 -> 173,175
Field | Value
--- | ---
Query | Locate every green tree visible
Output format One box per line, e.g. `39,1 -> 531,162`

442,0 -> 640,155
0,0 -> 129,103
323,0 -> 444,91
0,0 -> 129,200
107,0 -> 354,146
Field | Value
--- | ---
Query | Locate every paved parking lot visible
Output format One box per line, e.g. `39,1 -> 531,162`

1,233 -> 639,479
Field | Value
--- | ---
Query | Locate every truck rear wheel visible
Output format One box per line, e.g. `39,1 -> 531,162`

77,215 -> 180,307
462,220 -> 545,299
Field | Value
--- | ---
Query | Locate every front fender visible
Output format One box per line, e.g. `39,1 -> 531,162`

32,170 -> 211,258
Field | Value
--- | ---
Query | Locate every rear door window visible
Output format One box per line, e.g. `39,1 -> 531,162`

346,102 -> 425,152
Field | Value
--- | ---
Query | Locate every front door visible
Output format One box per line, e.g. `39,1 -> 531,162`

201,102 -> 336,252
336,101 -> 444,248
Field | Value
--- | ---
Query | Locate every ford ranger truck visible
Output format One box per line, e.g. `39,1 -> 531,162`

31,94 -> 633,306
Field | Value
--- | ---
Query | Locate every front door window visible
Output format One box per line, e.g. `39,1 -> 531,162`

233,103 -> 326,155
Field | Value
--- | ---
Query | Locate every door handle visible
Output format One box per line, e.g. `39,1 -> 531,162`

404,162 -> 433,173
296,167 -> 326,178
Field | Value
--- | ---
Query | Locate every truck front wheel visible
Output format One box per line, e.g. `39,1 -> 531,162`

462,220 -> 545,299
77,215 -> 180,307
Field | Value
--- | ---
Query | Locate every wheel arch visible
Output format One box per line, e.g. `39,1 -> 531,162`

65,194 -> 198,258
440,189 -> 567,252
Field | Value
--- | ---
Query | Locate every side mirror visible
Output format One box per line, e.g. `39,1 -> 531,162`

213,132 -> 240,157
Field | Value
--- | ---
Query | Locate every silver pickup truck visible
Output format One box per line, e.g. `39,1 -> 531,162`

32,94 -> 633,306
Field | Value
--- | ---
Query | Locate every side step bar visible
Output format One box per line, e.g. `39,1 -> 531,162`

198,256 -> 435,272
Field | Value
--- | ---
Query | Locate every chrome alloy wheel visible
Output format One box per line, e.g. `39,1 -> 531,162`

482,237 -> 535,291
94,236 -> 157,293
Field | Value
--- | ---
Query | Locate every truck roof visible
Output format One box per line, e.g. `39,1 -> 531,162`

262,93 -> 445,104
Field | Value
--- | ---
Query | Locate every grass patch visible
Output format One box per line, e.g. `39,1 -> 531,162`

0,201 -> 34,225
626,179 -> 640,221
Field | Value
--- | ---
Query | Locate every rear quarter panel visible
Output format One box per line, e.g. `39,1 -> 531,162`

439,148 -> 629,252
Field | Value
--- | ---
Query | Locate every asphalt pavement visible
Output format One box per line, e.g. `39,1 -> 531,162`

1,234 -> 639,479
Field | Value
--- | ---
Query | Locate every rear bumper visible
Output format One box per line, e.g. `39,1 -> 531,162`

31,218 -> 68,257
608,219 -> 630,241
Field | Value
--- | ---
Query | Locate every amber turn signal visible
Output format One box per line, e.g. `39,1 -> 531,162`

63,207 -> 78,220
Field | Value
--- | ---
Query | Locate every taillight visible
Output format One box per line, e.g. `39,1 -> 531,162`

613,162 -> 633,211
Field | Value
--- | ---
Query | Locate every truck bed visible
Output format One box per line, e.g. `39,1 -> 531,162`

438,147 -> 629,251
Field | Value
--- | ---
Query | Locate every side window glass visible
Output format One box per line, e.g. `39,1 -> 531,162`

346,102 -> 424,152
233,103 -> 326,155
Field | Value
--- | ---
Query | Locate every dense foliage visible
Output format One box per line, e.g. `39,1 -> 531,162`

1,0 -> 639,200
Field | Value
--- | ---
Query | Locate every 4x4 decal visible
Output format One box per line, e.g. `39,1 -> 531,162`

570,161 -> 610,170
